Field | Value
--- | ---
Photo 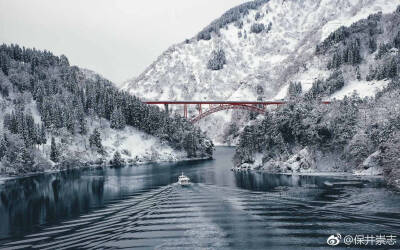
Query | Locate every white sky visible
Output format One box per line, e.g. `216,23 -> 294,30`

0,0 -> 246,84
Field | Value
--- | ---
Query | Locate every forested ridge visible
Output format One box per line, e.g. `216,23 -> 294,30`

234,7 -> 400,189
0,44 -> 213,174
196,0 -> 268,41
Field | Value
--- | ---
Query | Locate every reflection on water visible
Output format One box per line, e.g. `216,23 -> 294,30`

0,147 -> 399,249
0,170 -> 106,237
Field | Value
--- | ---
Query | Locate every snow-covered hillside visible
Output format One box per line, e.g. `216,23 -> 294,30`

122,0 -> 399,143
0,81 -> 188,173
0,44 -> 214,175
43,117 -> 188,166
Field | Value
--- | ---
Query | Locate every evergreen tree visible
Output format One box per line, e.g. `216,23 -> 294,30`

207,49 -> 226,71
250,23 -> 265,33
388,58 -> 398,78
394,31 -> 400,49
183,133 -> 197,157
21,146 -> 34,170
89,129 -> 103,153
305,71 -> 344,98
40,125 -> 47,145
369,38 -> 377,53
59,55 -> 70,67
288,82 -> 302,97
356,66 -> 361,80
34,124 -> 41,148
79,115 -> 87,135
376,43 -> 390,59
65,111 -> 75,134
110,108 -> 126,129
50,137 -> 60,163
0,84 -> 9,97
0,52 -> 9,76
111,151 -> 124,167
0,134 -> 7,159
351,42 -> 361,65
13,143 -> 26,172
267,22 -> 272,32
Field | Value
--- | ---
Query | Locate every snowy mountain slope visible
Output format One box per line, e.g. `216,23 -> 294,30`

232,6 -> 400,187
122,0 -> 399,143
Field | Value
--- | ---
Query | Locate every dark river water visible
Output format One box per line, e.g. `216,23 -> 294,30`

0,147 -> 400,249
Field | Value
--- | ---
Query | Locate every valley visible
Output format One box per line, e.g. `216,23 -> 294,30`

1,0 -> 400,248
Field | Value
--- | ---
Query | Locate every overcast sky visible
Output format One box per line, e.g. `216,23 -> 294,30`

0,0 -> 246,84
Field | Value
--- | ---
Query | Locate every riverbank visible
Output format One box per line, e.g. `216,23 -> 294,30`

234,147 -> 400,191
0,154 -> 213,181
0,116 -> 214,178
233,167 -> 399,191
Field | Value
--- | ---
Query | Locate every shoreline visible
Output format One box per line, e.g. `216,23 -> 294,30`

281,171 -> 384,178
246,169 -> 398,190
234,168 -> 385,179
0,155 -> 213,182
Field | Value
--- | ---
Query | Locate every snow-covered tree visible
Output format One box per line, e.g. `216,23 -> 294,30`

78,116 -> 87,135
0,134 -> 7,160
50,137 -> 59,163
110,107 -> 126,130
287,82 -> 302,97
89,129 -> 103,154
111,151 -> 124,167
196,0 -> 267,40
0,41 -> 215,173
207,49 -> 226,70
250,23 -> 265,33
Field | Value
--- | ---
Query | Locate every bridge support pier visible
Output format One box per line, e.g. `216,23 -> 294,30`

184,104 -> 188,118
164,104 -> 169,114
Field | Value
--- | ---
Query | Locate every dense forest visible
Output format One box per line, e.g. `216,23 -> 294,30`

196,0 -> 268,41
234,7 -> 400,189
0,44 -> 213,174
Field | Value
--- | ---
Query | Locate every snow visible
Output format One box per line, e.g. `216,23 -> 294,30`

121,0 -> 399,143
253,153 -> 263,168
101,124 -> 186,163
330,79 -> 389,100
74,118 -> 188,164
273,84 -> 288,100
25,100 -> 43,124
236,147 -> 317,173
4,98 -> 190,168
320,0 -> 399,41
80,68 -> 111,84
354,151 -> 384,176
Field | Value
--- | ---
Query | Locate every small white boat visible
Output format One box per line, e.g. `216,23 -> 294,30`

178,172 -> 190,186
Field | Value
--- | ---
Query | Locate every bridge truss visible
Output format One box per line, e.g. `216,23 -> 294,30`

144,101 -> 305,123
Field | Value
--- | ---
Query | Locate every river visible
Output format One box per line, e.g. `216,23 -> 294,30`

0,147 -> 399,249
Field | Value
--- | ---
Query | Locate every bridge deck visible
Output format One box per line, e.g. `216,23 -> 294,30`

144,101 -> 331,105
145,101 -> 285,105
144,100 -> 331,122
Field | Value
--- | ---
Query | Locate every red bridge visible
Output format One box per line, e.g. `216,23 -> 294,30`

144,101 -> 331,123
